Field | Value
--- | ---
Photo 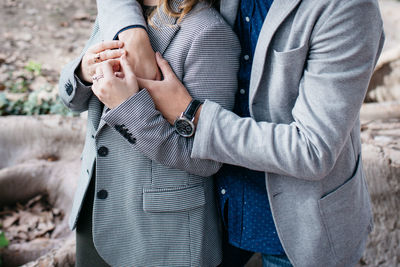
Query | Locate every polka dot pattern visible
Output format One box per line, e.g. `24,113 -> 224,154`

215,0 -> 285,256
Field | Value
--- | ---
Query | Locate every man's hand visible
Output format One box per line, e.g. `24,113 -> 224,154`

138,52 -> 202,125
92,56 -> 139,109
118,28 -> 161,80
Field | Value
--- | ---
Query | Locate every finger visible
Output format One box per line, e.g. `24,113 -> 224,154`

98,49 -> 125,62
119,55 -> 136,79
92,66 -> 103,84
155,52 -> 175,80
101,60 -> 117,80
114,72 -> 125,78
137,77 -> 156,90
88,40 -> 124,53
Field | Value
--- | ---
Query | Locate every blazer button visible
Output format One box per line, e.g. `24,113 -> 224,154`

128,137 -> 136,144
97,189 -> 108,199
98,146 -> 108,157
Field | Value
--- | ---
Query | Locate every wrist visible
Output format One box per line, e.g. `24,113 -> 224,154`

118,27 -> 148,42
193,105 -> 202,127
174,99 -> 203,137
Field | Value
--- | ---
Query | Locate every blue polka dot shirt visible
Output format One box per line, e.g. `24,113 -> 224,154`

215,0 -> 285,255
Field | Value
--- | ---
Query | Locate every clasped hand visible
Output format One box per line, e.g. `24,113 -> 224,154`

79,40 -> 194,120
92,56 -> 139,109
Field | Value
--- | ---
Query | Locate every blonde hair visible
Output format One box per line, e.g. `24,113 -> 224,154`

143,0 -> 215,24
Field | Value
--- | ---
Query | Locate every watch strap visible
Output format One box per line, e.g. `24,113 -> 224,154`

183,99 -> 202,121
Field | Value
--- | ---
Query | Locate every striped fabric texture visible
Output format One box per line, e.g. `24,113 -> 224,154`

58,1 -> 240,266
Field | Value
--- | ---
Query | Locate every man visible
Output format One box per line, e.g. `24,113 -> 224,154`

89,0 -> 384,266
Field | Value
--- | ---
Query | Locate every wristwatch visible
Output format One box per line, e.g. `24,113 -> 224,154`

174,99 -> 202,137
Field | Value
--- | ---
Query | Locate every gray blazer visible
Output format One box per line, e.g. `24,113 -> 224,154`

58,1 -> 240,266
99,0 -> 385,266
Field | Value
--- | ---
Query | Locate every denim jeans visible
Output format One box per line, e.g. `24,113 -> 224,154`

262,253 -> 292,267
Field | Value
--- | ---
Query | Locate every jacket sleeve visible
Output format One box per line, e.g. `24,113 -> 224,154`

102,21 -> 240,177
58,19 -> 101,113
96,0 -> 146,40
191,0 -> 385,181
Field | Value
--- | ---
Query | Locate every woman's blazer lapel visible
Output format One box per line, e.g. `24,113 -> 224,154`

147,6 -> 181,55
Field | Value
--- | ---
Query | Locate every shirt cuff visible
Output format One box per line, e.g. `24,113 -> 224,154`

191,100 -> 220,159
113,25 -> 147,40
102,88 -> 154,127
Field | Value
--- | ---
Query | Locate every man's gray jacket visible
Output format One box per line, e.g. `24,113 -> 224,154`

94,0 -> 385,266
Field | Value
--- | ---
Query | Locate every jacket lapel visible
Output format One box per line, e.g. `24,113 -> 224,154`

249,0 -> 302,106
147,2 -> 181,55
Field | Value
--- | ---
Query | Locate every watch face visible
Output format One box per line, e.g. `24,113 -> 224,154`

174,118 -> 195,137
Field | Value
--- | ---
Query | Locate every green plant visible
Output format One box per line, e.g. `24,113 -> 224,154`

0,230 -> 9,266
24,60 -> 42,76
7,78 -> 30,93
0,92 -> 77,116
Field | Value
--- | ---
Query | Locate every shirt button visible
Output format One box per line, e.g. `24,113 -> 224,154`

244,55 -> 250,61
245,16 -> 250,22
221,189 -> 226,195
98,146 -> 108,157
240,89 -> 246,95
97,189 -> 108,199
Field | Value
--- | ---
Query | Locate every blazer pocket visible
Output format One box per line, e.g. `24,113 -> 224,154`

143,184 -> 206,213
318,154 -> 373,261
272,42 -> 308,66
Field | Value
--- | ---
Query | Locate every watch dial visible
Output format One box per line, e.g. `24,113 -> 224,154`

175,119 -> 194,137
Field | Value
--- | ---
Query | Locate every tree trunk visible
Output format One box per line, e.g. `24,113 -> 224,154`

0,115 -> 85,266
359,119 -> 400,267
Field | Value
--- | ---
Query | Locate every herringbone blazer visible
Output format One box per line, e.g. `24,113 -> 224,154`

58,1 -> 240,266
97,0 -> 385,266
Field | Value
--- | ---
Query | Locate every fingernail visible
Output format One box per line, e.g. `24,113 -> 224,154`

156,51 -> 161,57
120,50 -> 126,55
118,41 -> 124,47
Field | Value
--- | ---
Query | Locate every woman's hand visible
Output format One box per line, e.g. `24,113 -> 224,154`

77,41 -> 125,83
91,56 -> 139,109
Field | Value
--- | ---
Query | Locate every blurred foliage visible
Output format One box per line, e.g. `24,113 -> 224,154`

0,91 -> 76,116
24,61 -> 42,76
5,75 -> 30,93
0,230 -> 9,267
1,60 -> 78,116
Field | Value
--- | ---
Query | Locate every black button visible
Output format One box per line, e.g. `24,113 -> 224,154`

65,81 -> 73,96
128,137 -> 136,144
98,146 -> 108,157
97,190 -> 108,199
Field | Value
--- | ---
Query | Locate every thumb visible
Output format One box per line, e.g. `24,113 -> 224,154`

155,52 -> 175,80
137,77 -> 156,90
120,55 -> 135,79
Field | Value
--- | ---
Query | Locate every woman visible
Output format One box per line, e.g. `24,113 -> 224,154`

58,0 -> 240,266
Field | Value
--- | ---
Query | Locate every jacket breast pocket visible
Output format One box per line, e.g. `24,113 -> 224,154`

318,154 -> 373,262
143,184 -> 205,213
272,42 -> 308,67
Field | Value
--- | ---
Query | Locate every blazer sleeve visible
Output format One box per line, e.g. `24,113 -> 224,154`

96,0 -> 146,40
191,0 -> 385,180
102,21 -> 240,177
58,19 -> 101,113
